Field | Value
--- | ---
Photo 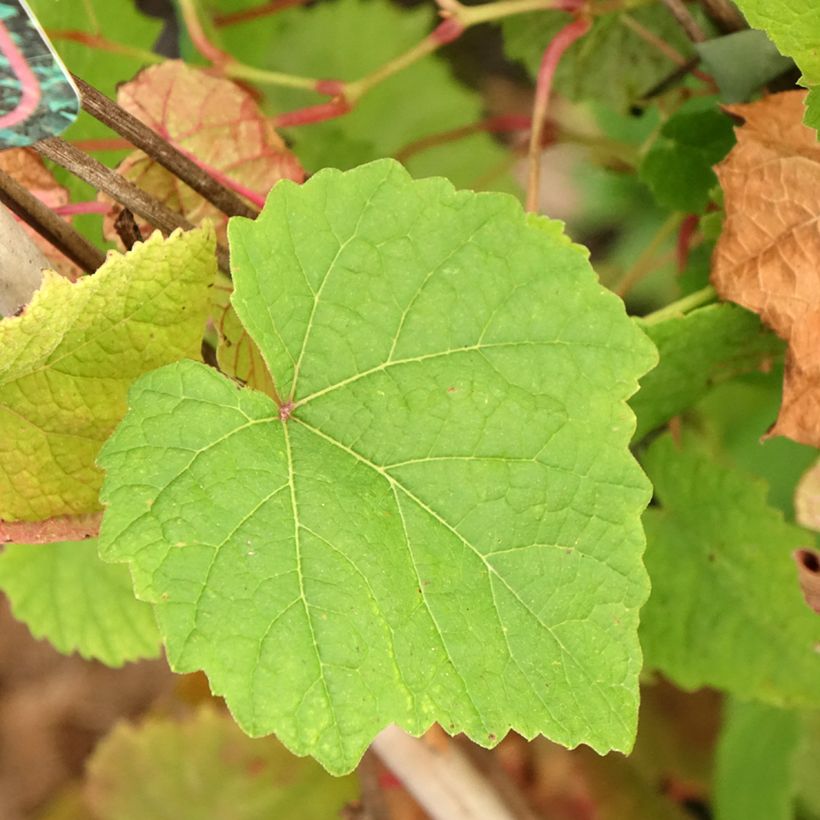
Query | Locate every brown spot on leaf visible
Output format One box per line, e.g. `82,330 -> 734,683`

793,548 -> 820,614
711,91 -> 820,446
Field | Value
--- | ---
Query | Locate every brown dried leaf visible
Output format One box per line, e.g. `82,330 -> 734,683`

0,149 -> 81,278
712,91 -> 820,445
0,513 -> 101,545
795,458 -> 820,532
103,61 -> 303,242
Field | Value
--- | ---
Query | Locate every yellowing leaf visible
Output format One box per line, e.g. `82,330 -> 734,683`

0,227 -> 216,520
711,91 -> 820,446
85,707 -> 358,819
105,61 -> 303,241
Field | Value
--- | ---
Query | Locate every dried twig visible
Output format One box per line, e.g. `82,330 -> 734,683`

371,726 -> 522,820
34,136 -> 229,273
0,166 -> 105,273
72,74 -> 258,219
660,0 -> 707,42
698,0 -> 746,32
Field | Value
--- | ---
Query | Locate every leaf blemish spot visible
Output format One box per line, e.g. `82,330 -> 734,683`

278,401 -> 295,422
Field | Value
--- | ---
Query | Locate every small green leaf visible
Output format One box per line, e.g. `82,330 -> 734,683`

714,700 -> 800,820
0,540 -> 160,666
502,6 -> 699,112
99,159 -> 656,773
640,435 -> 820,705
86,707 -> 358,819
732,0 -> 820,132
0,227 -> 216,520
631,303 -> 783,441
639,106 -> 735,213
695,30 -> 794,104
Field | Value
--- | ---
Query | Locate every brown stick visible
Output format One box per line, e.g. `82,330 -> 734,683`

72,74 -> 258,219
660,0 -> 707,42
0,167 -> 106,273
34,137 -> 229,273
698,0 -> 746,32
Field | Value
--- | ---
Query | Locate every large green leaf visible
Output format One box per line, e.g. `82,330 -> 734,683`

98,159 -> 656,773
205,0 -> 512,190
640,435 -> 820,705
0,540 -> 159,666
631,303 -> 782,441
732,0 -> 820,131
714,700 -> 800,820
501,5 -> 698,112
0,227 -> 216,520
86,707 -> 357,819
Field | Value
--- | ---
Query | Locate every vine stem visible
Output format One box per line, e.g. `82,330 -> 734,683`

0,167 -> 106,273
526,15 -> 591,212
181,0 -> 586,128
639,285 -> 717,325
613,213 -> 682,297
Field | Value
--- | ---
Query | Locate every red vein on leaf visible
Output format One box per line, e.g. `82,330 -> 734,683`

526,15 -> 591,212
213,0 -> 309,27
0,513 -> 102,545
71,137 -> 132,152
0,19 -> 41,129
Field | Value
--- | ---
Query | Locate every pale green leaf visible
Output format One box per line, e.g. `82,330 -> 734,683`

206,0 -> 513,191
0,540 -> 159,666
0,227 -> 216,520
640,435 -> 820,705
86,707 -> 357,819
714,699 -> 799,820
99,159 -> 656,773
732,0 -> 820,131
502,6 -> 699,112
695,30 -> 794,103
631,303 -> 783,441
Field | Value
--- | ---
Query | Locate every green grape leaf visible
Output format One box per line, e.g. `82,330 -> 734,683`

640,435 -> 820,705
714,700 -> 800,820
732,0 -> 820,132
28,0 -> 163,238
695,30 -> 794,104
0,226 -> 216,520
98,159 -> 656,774
695,369 -> 818,519
502,6 -> 699,112
631,303 -> 783,441
205,0 -> 512,190
86,707 -> 357,819
0,540 -> 159,666
639,106 -> 735,213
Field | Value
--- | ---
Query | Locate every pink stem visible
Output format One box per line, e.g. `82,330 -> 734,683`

53,201 -> 112,216
272,98 -> 352,128
526,16 -> 591,212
